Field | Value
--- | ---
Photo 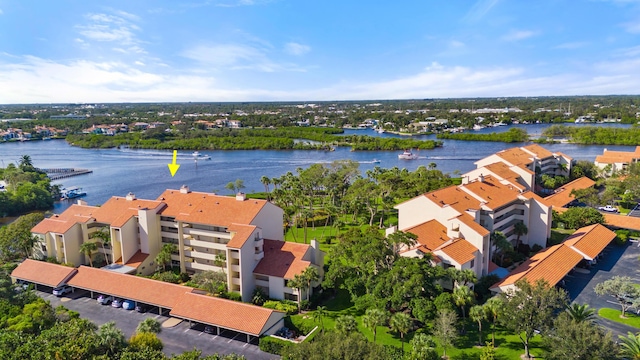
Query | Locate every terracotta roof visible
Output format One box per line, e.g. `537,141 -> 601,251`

520,191 -> 548,203
253,239 -> 311,279
491,244 -> 582,290
554,151 -> 573,161
462,175 -> 522,210
595,147 -> 640,164
11,259 -> 77,287
92,197 -> 165,227
542,177 -> 596,208
495,147 -> 535,167
522,144 -> 554,159
483,162 -> 525,189
67,266 -> 192,309
425,185 -> 483,213
31,204 -> 97,234
436,239 -> 478,265
403,220 -> 449,251
563,224 -> 616,260
456,213 -> 490,236
115,250 -> 149,269
157,190 -> 267,227
603,212 -> 640,231
227,224 -> 257,249
170,292 -> 283,336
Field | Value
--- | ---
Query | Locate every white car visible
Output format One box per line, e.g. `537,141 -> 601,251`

598,205 -> 619,213
52,285 -> 72,296
97,295 -> 114,305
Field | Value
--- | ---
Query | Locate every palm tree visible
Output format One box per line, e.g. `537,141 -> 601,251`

513,222 -> 528,247
98,321 -> 126,357
390,312 -> 412,354
619,332 -> 640,360
335,315 -> 358,335
491,231 -> 511,267
90,227 -> 111,264
136,318 -> 161,334
447,268 -> 477,288
566,303 -> 596,323
453,285 -> 474,319
288,274 -> 306,313
214,253 -> 226,274
19,155 -> 33,170
312,306 -> 327,334
302,266 -> 319,302
483,297 -> 501,346
260,175 -> 271,201
79,241 -> 98,267
469,305 -> 486,345
362,308 -> 388,344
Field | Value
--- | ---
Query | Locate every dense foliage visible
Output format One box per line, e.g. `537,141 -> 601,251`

543,125 -> 640,145
436,128 -> 529,143
0,157 -> 56,216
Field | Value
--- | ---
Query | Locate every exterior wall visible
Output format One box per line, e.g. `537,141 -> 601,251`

262,316 -> 285,336
267,276 -> 285,300
63,225 -> 83,267
396,196 -> 459,231
119,218 -> 139,264
138,209 -> 160,255
474,154 -> 507,169
525,198 -> 551,248
237,230 -> 260,302
251,202 -> 284,241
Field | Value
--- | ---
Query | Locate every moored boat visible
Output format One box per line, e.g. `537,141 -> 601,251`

60,187 -> 87,200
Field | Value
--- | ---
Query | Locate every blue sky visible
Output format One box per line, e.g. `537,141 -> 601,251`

1,0 -> 640,103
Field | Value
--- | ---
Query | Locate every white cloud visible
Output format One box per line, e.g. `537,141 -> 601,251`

284,42 -> 310,56
449,40 -> 465,48
182,43 -> 305,72
554,42 -> 588,49
0,8 -> 4,15
622,20 -> 640,33
463,0 -> 500,22
501,30 -> 539,41
76,11 -> 144,53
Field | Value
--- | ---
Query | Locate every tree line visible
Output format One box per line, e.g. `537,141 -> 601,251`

0,155 -> 57,217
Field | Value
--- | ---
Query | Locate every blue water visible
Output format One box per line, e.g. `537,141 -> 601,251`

0,122 -> 634,213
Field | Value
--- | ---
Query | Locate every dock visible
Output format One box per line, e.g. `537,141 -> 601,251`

40,168 -> 93,180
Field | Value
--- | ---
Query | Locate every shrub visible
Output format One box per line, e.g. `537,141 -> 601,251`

128,332 -> 163,351
530,244 -> 543,255
259,336 -> 291,355
263,300 -> 298,315
151,271 -> 180,284
434,292 -> 455,313
615,229 -> 630,245
178,272 -> 191,283
226,292 -> 242,302
252,288 -> 267,306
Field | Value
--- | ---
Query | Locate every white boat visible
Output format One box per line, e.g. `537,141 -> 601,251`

192,151 -> 211,160
60,187 -> 86,200
473,124 -> 485,130
398,150 -> 418,160
377,128 -> 385,134
372,159 -> 381,164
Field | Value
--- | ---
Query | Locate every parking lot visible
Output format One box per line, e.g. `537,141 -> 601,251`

563,241 -> 640,336
38,290 -> 279,360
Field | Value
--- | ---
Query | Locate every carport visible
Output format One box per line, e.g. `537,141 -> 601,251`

66,266 -> 191,314
10,259 -> 77,292
170,292 -> 285,343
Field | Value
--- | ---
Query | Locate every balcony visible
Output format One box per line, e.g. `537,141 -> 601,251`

184,250 -> 218,261
255,251 -> 264,261
160,220 -> 179,228
161,231 -> 179,239
230,251 -> 240,259
255,279 -> 269,287
183,239 -> 227,250
185,262 -> 215,271
254,238 -> 264,248
231,278 -> 241,285
231,264 -> 241,272
184,227 -> 231,239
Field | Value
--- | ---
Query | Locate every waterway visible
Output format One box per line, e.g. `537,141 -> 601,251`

0,122 -> 634,214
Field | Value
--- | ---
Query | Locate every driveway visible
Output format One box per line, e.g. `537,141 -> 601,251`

38,290 -> 279,360
564,241 -> 640,337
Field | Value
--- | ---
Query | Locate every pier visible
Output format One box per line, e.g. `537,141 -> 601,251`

40,168 -> 93,180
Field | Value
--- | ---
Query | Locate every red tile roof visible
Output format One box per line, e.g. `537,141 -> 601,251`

563,224 -> 616,260
542,177 -> 595,208
115,250 -> 149,269
227,224 -> 257,249
403,220 -> 449,251
92,196 -> 165,227
522,144 -> 554,159
157,189 -> 268,227
170,292 -> 283,336
437,239 -> 478,265
31,204 -> 97,234
253,239 -> 311,279
67,266 -> 192,309
11,259 -> 77,287
595,146 -> 640,164
492,244 -> 583,290
462,175 -> 522,210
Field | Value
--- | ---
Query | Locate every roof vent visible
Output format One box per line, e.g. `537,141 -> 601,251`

479,173 -> 485,183
180,185 -> 190,194
236,192 -> 246,201
126,192 -> 136,201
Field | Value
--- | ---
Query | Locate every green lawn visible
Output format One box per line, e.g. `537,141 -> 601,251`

548,228 -> 574,246
290,290 -> 546,359
599,308 -> 640,328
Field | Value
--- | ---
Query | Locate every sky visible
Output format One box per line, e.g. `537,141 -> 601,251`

1,0 -> 640,103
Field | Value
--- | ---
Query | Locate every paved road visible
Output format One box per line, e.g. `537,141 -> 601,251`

564,242 -> 640,337
38,290 -> 279,360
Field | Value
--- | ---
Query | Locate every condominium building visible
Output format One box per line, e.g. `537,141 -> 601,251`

31,186 -> 322,302
594,146 -> 640,175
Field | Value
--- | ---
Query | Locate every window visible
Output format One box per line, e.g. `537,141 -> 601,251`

470,259 -> 475,268
41,244 -> 47,252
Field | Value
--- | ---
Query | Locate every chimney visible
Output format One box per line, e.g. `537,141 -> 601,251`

180,185 -> 190,194
479,173 -> 485,183
125,192 -> 136,201
236,192 -> 246,201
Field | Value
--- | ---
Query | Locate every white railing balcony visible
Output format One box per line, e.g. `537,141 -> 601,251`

161,231 -> 179,239
184,250 -> 218,261
255,251 -> 264,261
493,215 -> 524,231
231,264 -> 241,272
185,262 -> 214,271
231,278 -> 241,285
183,239 -> 226,250
160,221 -> 179,228
230,252 -> 240,259
184,228 -> 231,239
254,238 -> 264,247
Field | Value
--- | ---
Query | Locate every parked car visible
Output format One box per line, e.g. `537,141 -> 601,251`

52,285 -> 73,297
97,295 -> 114,305
135,304 -> 148,313
111,298 -> 123,308
123,300 -> 135,310
598,205 -> 619,213
204,325 -> 215,334
14,280 -> 29,293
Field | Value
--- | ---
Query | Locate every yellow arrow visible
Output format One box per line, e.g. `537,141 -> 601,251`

167,150 -> 180,177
